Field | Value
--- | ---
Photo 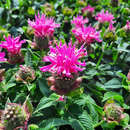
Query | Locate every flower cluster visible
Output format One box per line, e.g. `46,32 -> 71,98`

71,16 -> 88,27
72,26 -> 102,45
0,36 -> 26,55
82,5 -> 94,14
40,41 -> 87,77
28,13 -> 60,38
95,10 -> 115,24
0,36 -> 26,64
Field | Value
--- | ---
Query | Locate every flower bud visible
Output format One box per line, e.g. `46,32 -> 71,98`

1,103 -> 26,130
62,7 -> 73,16
42,3 -> 56,16
104,103 -> 125,123
16,65 -> 36,84
76,0 -> 87,7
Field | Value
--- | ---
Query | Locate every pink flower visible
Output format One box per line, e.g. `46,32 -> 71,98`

126,20 -> 130,30
40,41 -> 87,77
82,5 -> 95,13
71,15 -> 88,27
58,96 -> 64,101
109,23 -> 115,31
95,10 -> 115,24
0,52 -> 6,62
72,25 -> 102,45
28,13 -> 60,37
0,35 -> 26,55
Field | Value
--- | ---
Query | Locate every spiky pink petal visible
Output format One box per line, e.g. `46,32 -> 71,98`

0,36 -> 26,55
28,13 -> 60,37
40,41 -> 87,77
0,52 -> 7,62
95,10 -> 115,24
72,26 -> 102,45
71,15 -> 88,27
82,5 -> 95,13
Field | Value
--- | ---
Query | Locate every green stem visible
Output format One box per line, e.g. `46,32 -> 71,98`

96,42 -> 107,68
96,52 -> 104,68
113,51 -> 119,65
94,120 -> 104,128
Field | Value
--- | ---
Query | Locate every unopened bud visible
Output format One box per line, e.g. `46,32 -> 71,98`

16,65 -> 35,83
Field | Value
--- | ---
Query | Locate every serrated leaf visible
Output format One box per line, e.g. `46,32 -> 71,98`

70,119 -> 85,130
86,103 -> 99,125
34,97 -> 57,113
104,78 -> 122,88
39,118 -> 70,128
78,112 -> 94,130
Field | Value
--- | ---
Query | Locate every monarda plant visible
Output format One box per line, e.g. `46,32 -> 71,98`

28,13 -> 60,50
0,36 -> 26,64
40,41 -> 87,95
82,5 -> 95,18
95,10 -> 115,30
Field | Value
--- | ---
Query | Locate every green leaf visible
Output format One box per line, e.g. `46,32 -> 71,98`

104,78 -> 122,88
26,83 -> 36,91
38,78 -> 50,97
6,0 -> 11,9
5,83 -> 16,91
120,113 -> 129,127
70,119 -> 85,130
102,92 -> 124,103
34,97 -> 57,113
25,49 -> 32,66
39,118 -> 70,128
28,124 -> 39,130
86,103 -> 99,125
78,112 -> 94,130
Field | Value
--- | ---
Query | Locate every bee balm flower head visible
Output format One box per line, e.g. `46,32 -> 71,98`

71,15 -> 89,27
95,10 -> 115,24
0,35 -> 26,64
40,41 -> 87,77
82,5 -> 94,14
28,13 -> 60,49
28,13 -> 60,37
72,25 -> 102,45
